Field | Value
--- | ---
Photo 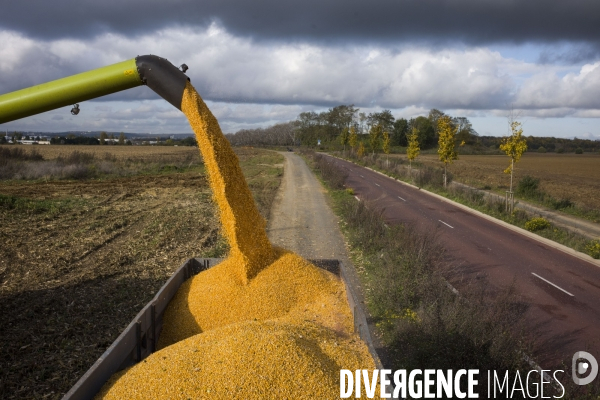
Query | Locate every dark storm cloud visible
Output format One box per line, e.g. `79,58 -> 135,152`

2,0 -> 600,46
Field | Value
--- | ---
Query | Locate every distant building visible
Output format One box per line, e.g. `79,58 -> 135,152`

18,139 -> 50,145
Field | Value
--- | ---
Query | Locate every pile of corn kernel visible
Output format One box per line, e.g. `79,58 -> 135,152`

96,82 -> 377,399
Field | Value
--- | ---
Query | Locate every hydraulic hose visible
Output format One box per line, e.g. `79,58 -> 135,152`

0,55 -> 189,124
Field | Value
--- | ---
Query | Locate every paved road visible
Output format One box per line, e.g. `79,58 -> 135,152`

327,155 -> 600,367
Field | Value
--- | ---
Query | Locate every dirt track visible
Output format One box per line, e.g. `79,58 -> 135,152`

267,152 -> 390,365
268,152 -> 349,260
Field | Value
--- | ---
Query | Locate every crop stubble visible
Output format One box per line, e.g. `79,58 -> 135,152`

0,146 -> 283,399
7,144 -> 200,161
416,153 -> 600,210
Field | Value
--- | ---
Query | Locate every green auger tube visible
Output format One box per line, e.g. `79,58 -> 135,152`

0,55 -> 189,124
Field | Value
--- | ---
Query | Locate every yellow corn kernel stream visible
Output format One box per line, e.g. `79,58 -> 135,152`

96,82 -> 378,399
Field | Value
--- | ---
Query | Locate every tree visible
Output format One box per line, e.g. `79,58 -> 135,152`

226,122 -> 297,147
296,111 -> 328,146
340,127 -> 350,152
99,131 -> 107,145
358,112 -> 368,134
118,132 -> 125,145
453,117 -> 478,145
180,137 -> 197,146
328,104 -> 358,134
410,116 -> 435,148
499,120 -> 527,209
437,115 -> 459,187
392,118 -> 409,146
382,130 -> 391,167
349,126 -> 358,153
369,124 -> 382,155
406,126 -> 420,181
357,142 -> 366,158
286,121 -> 299,145
428,108 -> 446,137
367,110 -> 395,133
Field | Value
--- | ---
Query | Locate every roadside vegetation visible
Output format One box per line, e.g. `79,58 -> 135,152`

307,150 -> 600,398
0,146 -> 283,399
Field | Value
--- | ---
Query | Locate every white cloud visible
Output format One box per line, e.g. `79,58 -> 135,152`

579,132 -> 600,140
0,24 -> 519,109
514,62 -> 600,109
0,31 -> 35,72
572,109 -> 600,118
2,23 -> 600,135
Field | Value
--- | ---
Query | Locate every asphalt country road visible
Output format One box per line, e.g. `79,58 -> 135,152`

327,155 -> 600,368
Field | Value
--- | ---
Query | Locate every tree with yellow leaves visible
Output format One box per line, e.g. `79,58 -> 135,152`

500,120 -> 527,210
369,124 -> 382,156
357,141 -> 365,158
339,127 -> 349,152
437,115 -> 459,188
406,126 -> 420,180
382,130 -> 391,167
349,126 -> 358,154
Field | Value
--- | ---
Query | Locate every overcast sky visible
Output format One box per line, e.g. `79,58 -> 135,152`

2,0 -> 600,138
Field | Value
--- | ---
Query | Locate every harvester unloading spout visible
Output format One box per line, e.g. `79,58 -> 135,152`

0,55 -> 189,124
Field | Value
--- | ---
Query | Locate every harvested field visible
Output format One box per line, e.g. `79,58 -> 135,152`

0,144 -> 199,161
0,145 -> 205,181
0,145 -> 283,399
411,153 -> 600,211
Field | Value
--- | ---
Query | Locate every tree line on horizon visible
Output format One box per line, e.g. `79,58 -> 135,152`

224,105 -> 600,153
0,131 -> 198,146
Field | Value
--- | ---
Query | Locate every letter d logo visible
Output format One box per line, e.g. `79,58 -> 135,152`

572,351 -> 598,385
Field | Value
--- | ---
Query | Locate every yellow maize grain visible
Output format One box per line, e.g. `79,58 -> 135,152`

98,320 -> 375,399
180,82 -> 275,284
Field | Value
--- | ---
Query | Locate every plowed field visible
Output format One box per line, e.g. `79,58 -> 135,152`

416,153 -> 600,210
